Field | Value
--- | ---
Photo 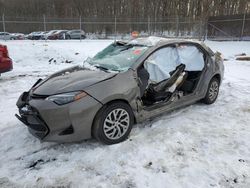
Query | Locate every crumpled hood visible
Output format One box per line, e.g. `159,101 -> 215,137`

32,66 -> 116,96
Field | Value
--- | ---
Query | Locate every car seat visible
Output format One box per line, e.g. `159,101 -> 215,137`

145,64 -> 187,102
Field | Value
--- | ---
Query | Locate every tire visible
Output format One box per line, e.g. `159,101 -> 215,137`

93,102 -> 134,145
202,77 -> 220,104
81,35 -> 86,39
66,35 -> 71,39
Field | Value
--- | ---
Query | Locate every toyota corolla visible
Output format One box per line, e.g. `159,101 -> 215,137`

16,37 -> 224,144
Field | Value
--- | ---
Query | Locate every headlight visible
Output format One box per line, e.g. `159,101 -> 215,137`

46,91 -> 88,105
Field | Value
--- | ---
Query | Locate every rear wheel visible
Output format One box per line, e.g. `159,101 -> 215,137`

93,102 -> 134,145
202,77 -> 220,104
81,35 -> 86,39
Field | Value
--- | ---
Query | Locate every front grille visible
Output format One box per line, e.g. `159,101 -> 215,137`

17,105 -> 49,139
26,115 -> 48,132
30,94 -> 48,100
34,132 -> 47,139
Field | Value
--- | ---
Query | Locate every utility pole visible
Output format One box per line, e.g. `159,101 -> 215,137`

199,19 -> 203,41
154,12 -> 156,34
114,16 -> 117,41
43,15 -> 47,42
43,15 -> 46,32
240,2 -> 250,40
80,15 -> 82,41
240,7 -> 247,40
205,19 -> 208,41
2,13 -> 6,32
2,13 -> 6,40
148,16 -> 150,36
176,16 -> 179,37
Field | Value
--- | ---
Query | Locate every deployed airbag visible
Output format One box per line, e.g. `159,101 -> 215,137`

144,47 -> 179,82
145,45 -> 204,83
177,46 -> 204,71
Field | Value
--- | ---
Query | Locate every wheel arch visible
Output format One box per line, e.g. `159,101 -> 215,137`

212,73 -> 221,85
91,99 -> 136,138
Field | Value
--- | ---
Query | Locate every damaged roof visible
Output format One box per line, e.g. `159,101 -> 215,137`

128,36 -> 207,47
126,36 -> 214,55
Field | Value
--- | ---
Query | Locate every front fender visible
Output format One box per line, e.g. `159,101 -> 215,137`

85,70 -> 140,118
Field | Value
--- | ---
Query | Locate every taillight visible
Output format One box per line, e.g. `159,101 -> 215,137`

0,45 -> 9,58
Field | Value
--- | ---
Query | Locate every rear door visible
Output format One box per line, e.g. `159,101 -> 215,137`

72,31 -> 80,39
138,43 -> 210,120
138,45 -> 183,117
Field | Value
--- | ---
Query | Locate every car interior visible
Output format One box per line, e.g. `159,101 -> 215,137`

138,43 -> 206,106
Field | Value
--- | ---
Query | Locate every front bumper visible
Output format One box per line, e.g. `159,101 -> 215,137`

15,104 -> 49,139
16,91 -> 102,142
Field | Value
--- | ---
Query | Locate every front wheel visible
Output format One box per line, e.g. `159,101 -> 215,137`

202,77 -> 220,104
93,102 -> 134,145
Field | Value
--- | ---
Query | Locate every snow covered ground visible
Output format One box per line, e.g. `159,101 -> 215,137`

0,39 -> 250,188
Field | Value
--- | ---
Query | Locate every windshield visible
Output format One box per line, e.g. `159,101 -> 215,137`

85,42 -> 149,72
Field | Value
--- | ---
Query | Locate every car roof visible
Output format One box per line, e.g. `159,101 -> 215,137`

128,36 -> 203,47
69,30 -> 83,32
55,30 -> 68,34
13,33 -> 24,35
126,36 -> 214,55
47,30 -> 58,34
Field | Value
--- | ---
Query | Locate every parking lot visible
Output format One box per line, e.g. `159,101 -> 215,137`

0,40 -> 250,188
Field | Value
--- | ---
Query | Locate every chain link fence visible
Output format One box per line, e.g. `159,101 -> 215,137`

0,14 -> 249,41
207,13 -> 250,41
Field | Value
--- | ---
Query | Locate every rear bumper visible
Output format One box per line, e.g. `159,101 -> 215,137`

16,90 -> 102,142
0,58 -> 13,74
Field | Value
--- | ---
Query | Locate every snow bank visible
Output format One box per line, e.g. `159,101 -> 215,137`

205,41 -> 250,60
0,40 -> 250,188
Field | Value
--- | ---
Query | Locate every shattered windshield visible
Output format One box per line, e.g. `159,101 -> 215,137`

85,42 -> 149,72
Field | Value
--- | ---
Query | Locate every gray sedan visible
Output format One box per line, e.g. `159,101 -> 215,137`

65,30 -> 86,39
16,37 -> 224,144
0,32 -> 15,40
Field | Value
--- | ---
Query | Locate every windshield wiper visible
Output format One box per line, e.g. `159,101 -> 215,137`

94,65 -> 110,72
120,44 -> 147,52
120,44 -> 135,52
115,41 -> 127,46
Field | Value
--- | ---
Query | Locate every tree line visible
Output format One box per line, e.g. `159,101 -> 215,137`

1,0 -> 248,19
0,0 -> 249,35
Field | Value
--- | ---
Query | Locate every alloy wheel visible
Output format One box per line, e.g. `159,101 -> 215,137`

103,108 -> 130,140
208,81 -> 219,101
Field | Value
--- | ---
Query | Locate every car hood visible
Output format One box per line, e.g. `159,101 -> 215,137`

32,66 -> 117,96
